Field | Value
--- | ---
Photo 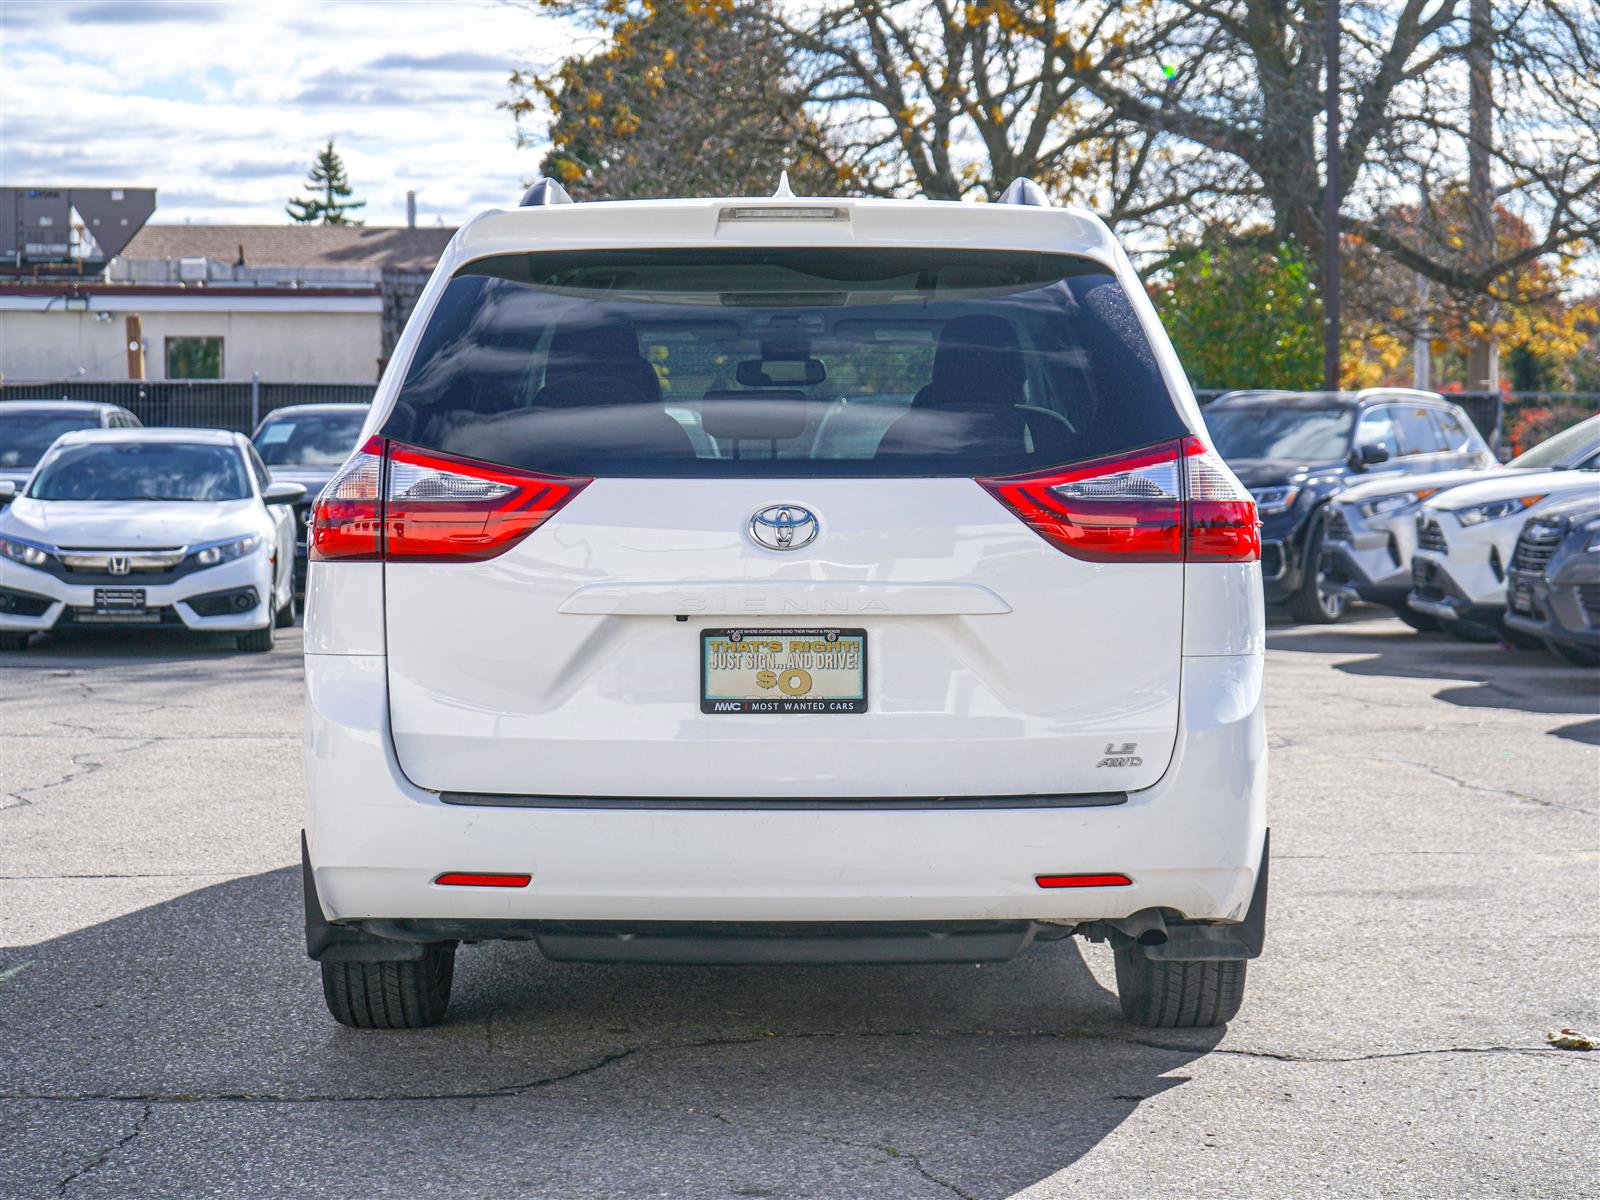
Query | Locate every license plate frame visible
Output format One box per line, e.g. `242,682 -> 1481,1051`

701,627 -> 868,715
93,587 -> 147,615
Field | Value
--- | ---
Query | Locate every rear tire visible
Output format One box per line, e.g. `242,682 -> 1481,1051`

1547,639 -> 1600,668
1114,945 -> 1247,1028
1390,606 -> 1438,633
321,943 -> 457,1029
1284,515 -> 1346,624
236,623 -> 275,652
0,632 -> 31,651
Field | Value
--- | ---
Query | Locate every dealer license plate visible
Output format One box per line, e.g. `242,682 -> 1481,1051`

93,587 -> 147,615
701,628 -> 867,714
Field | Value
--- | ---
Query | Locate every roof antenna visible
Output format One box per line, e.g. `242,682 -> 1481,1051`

997,178 -> 1050,207
772,170 -> 796,199
519,178 -> 574,207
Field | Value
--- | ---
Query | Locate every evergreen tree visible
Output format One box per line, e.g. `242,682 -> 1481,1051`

286,140 -> 366,225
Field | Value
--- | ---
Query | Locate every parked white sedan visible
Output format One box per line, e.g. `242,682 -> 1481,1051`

0,429 -> 300,652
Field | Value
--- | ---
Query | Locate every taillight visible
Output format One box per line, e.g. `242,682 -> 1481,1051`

978,436 -> 1258,563
309,436 -> 384,562
385,443 -> 588,562
309,437 -> 589,564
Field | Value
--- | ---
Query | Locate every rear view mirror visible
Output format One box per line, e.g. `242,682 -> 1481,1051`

736,358 -> 826,388
263,481 -> 307,504
1351,442 -> 1391,470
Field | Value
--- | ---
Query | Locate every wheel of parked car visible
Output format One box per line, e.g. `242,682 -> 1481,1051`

1389,606 -> 1438,633
321,943 -> 457,1029
1285,512 -> 1347,624
1499,624 -> 1545,651
1113,945 -> 1247,1027
236,622 -> 275,653
274,593 -> 296,629
0,632 -> 30,652
1546,639 -> 1600,668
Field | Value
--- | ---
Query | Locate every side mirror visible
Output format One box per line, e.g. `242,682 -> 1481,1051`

263,481 -> 307,505
1350,442 -> 1391,471
0,480 -> 15,501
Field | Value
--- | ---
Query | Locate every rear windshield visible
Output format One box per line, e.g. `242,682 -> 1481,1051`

29,442 -> 250,502
382,249 -> 1185,477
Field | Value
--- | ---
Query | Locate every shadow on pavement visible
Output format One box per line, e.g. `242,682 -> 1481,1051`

1267,616 -> 1599,721
0,625 -> 302,674
0,867 -> 1222,1199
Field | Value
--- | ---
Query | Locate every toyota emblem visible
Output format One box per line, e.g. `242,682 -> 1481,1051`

748,504 -> 819,551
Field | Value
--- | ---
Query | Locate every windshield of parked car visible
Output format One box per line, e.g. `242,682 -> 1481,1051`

28,442 -> 251,501
1204,405 -> 1354,462
382,248 -> 1186,478
0,412 -> 102,471
1509,414 -> 1600,470
252,410 -> 367,466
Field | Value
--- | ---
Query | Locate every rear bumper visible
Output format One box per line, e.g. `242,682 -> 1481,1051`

304,651 -> 1267,928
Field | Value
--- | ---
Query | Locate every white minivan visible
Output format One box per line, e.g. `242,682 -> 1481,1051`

301,182 -> 1268,1030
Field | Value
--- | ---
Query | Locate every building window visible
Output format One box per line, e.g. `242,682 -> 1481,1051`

165,337 -> 223,379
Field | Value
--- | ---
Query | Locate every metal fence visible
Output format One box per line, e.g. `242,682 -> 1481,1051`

0,378 -> 376,434
3,379 -> 1594,457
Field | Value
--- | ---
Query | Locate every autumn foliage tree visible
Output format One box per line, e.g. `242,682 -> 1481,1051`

506,1 -> 836,199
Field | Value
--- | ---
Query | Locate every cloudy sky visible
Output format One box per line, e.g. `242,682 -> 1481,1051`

0,0 -> 578,228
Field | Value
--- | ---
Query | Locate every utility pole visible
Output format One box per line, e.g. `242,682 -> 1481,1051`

1466,0 -> 1497,392
1322,0 -> 1342,391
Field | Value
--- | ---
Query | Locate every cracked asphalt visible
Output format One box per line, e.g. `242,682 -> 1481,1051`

1,609 -> 1596,1199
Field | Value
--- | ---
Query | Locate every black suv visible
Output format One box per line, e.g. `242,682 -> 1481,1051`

1205,389 -> 1494,622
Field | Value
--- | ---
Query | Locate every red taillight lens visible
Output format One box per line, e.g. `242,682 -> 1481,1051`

1035,873 -> 1133,888
385,443 -> 588,562
978,436 -> 1259,563
1182,437 -> 1261,562
978,442 -> 1183,562
309,436 -> 385,562
434,872 -> 532,888
308,438 -> 589,564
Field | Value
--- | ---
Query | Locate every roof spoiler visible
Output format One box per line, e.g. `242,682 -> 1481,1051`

519,178 -> 574,207
997,178 -> 1050,207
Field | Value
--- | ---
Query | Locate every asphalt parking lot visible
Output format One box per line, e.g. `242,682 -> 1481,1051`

1,612 -> 1596,1199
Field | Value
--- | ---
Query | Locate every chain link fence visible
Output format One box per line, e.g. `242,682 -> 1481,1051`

3,379 -> 1594,458
0,378 -> 375,434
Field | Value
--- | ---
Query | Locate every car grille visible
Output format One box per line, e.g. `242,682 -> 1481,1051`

1325,507 -> 1351,540
1509,520 -> 1563,574
1580,584 -> 1600,624
57,547 -> 187,575
1416,519 -> 1448,554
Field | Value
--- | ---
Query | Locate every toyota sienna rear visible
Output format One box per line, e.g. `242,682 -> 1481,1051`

301,182 -> 1268,1030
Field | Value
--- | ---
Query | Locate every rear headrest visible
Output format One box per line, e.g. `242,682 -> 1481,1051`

923,314 -> 1025,406
699,392 -> 809,441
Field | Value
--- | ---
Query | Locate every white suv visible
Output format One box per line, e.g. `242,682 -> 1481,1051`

301,182 -> 1268,1030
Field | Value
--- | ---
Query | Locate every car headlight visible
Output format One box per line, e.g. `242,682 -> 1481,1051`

1452,495 -> 1546,526
1250,485 -> 1301,515
192,534 -> 261,566
1357,488 -> 1437,518
0,536 -> 50,567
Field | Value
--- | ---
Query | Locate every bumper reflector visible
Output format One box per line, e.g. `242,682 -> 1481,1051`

434,872 -> 532,888
1035,873 -> 1133,888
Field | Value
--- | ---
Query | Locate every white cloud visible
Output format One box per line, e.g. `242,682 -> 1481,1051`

0,0 -> 577,227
